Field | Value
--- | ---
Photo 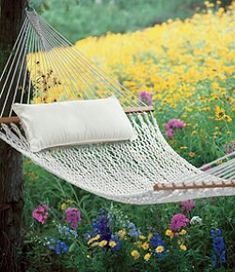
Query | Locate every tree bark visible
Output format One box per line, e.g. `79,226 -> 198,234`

0,1 -> 26,271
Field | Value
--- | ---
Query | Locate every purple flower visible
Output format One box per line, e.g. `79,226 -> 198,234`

170,213 -> 189,231
181,200 -> 195,213
165,119 -> 186,139
92,209 -> 112,241
166,128 -> 174,139
165,119 -> 186,130
87,210 -> 122,252
65,207 -> 81,229
139,91 -> 152,106
32,204 -> 48,224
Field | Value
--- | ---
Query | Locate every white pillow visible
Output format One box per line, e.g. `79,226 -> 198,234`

13,96 -> 137,152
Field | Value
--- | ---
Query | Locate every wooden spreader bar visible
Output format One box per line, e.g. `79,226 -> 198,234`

153,181 -> 235,191
124,106 -> 154,114
0,116 -> 20,124
0,106 -> 154,124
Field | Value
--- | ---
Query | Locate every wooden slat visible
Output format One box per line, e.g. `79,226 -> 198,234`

124,106 -> 154,114
0,116 -> 20,124
153,181 -> 235,191
0,106 -> 154,124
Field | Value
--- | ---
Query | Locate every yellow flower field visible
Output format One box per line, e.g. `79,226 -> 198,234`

75,3 -> 234,120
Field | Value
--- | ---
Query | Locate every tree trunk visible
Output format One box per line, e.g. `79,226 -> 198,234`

0,1 -> 26,271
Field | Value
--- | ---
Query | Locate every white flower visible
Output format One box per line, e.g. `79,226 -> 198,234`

190,216 -> 202,225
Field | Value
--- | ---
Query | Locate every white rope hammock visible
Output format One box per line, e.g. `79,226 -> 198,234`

0,10 -> 234,204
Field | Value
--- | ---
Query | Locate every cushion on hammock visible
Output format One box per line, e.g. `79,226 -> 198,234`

12,96 -> 137,152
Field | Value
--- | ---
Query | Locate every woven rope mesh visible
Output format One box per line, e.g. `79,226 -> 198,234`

0,10 -> 234,204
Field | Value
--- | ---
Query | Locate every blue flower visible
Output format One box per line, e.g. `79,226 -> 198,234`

150,233 -> 166,258
58,225 -> 78,239
126,222 -> 140,237
212,236 -> 225,252
150,233 -> 164,248
211,229 -> 226,268
109,235 -> 122,251
47,238 -> 69,254
92,209 -> 112,241
210,229 -> 222,238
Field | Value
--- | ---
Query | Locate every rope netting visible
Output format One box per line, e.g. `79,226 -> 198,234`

0,10 -> 234,204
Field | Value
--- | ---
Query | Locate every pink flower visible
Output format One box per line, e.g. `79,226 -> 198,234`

166,128 -> 174,139
166,119 -> 186,129
181,200 -> 195,213
32,204 -> 48,224
139,91 -> 152,106
165,119 -> 186,139
65,207 -> 81,229
170,213 -> 189,231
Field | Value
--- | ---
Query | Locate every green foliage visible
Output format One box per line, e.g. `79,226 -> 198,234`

29,0 -> 208,42
23,162 -> 235,271
155,78 -> 234,167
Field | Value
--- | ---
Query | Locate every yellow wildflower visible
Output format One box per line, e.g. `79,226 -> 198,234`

179,229 -> 187,235
117,229 -> 126,239
131,250 -> 140,260
188,152 -> 196,158
109,240 -> 117,248
99,240 -> 108,247
144,253 -> 151,262
139,235 -> 146,240
90,242 -> 99,247
217,7 -> 225,16
155,246 -> 165,254
215,106 -> 232,122
224,115 -> 232,122
165,229 -> 174,238
141,242 -> 149,250
206,1 -> 215,8
215,106 -> 225,120
60,203 -> 67,211
60,199 -> 74,211
211,82 -> 219,89
179,244 -> 187,251
87,234 -> 100,245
